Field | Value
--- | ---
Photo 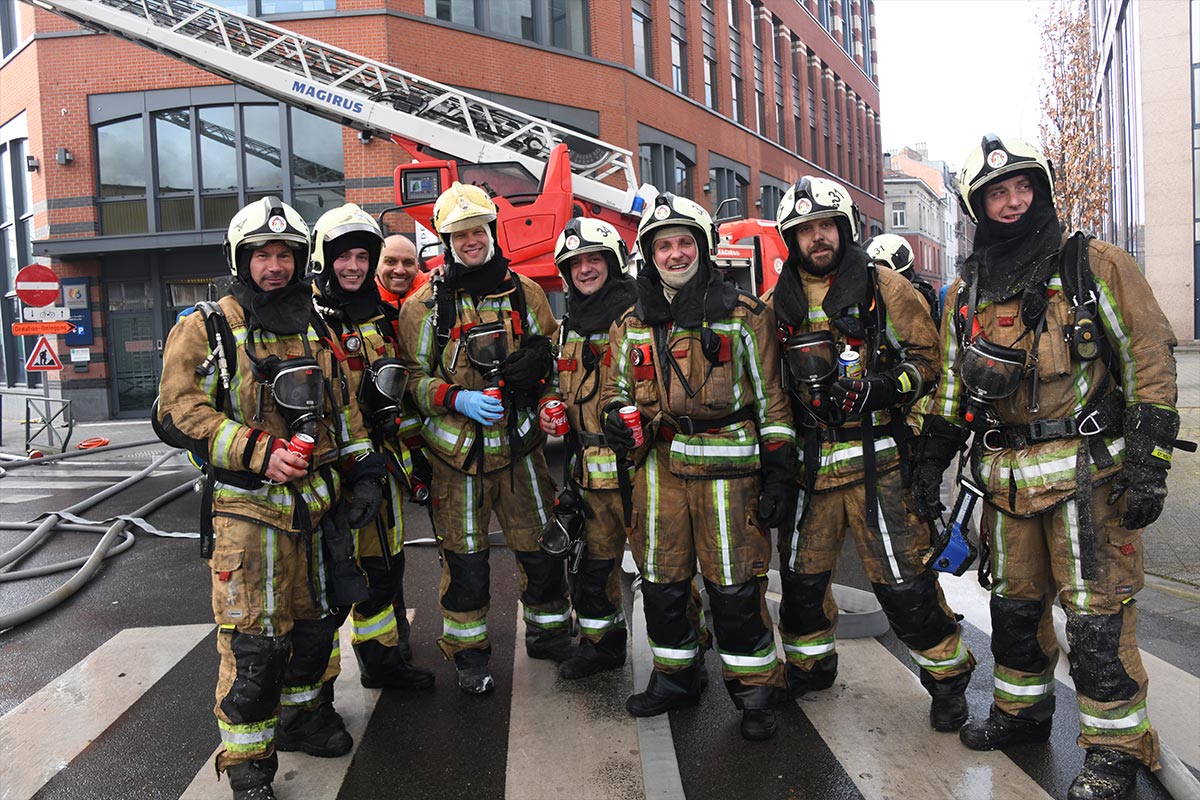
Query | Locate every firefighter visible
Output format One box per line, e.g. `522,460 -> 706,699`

157,197 -> 385,800
863,232 -> 942,329
766,176 -> 974,732
397,181 -> 569,695
309,203 -> 435,692
376,233 -> 427,307
536,217 -> 640,679
912,134 -> 1181,799
600,193 -> 795,741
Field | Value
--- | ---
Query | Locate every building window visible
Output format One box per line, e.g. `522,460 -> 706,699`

756,90 -> 766,135
632,9 -> 652,77
704,58 -> 718,109
861,0 -> 873,77
425,0 -> 590,55
841,0 -> 853,52
639,142 -> 694,198
892,202 -> 906,228
710,165 -> 749,219
96,101 -> 344,236
731,76 -> 744,123
761,181 -> 784,219
0,137 -> 37,387
259,0 -> 335,12
817,0 -> 832,32
2,0 -> 20,59
776,102 -> 785,143
671,37 -> 688,94
727,0 -> 739,29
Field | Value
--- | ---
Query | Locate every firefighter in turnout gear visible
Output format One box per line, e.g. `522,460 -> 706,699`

157,197 -> 385,800
863,232 -> 942,329
913,134 -> 1182,799
601,193 -> 796,741
309,203 -> 435,693
397,182 -> 568,695
766,176 -> 975,733
536,217 -> 640,679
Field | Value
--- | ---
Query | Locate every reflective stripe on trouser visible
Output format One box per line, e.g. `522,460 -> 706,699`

778,469 -> 970,679
573,488 -> 629,642
430,450 -> 564,658
631,443 -> 782,689
210,515 -> 326,771
984,485 -> 1159,768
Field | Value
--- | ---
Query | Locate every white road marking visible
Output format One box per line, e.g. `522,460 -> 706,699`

0,624 -> 213,800
630,588 -> 687,800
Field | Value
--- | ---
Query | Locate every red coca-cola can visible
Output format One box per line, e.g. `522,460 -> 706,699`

287,433 -> 315,461
543,399 -> 569,435
483,386 -> 503,402
619,405 -> 644,447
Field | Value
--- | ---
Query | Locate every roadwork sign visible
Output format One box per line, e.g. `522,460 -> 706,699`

12,321 -> 76,336
25,336 -> 64,371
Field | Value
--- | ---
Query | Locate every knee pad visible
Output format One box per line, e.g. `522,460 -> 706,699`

285,616 -> 338,686
872,571 -> 957,652
1065,608 -> 1139,702
514,550 -> 568,606
220,630 -> 291,723
441,550 -> 490,612
991,595 -> 1050,674
357,556 -> 401,617
779,569 -> 833,636
571,557 -> 619,617
704,578 -> 772,653
642,579 -> 697,648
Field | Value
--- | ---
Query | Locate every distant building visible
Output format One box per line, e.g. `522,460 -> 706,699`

1090,0 -> 1195,341
882,146 -> 944,290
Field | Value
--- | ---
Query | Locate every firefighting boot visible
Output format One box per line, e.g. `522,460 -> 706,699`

356,639 -> 435,691
559,629 -> 627,680
275,699 -> 353,757
225,754 -> 277,800
455,648 -> 495,695
626,665 -> 705,717
921,670 -> 971,732
728,682 -> 785,742
960,700 -> 1054,751
785,654 -> 838,699
1066,748 -> 1142,800
525,629 -> 575,662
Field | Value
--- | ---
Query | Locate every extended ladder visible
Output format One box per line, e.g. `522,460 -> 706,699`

24,0 -> 650,215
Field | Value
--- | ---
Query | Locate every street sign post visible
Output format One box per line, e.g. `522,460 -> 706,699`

11,321 -> 76,336
14,265 -> 61,308
25,336 -> 65,372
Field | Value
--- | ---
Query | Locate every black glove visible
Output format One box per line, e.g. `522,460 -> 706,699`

1108,403 -> 1179,530
757,442 -> 797,529
500,334 -> 553,408
346,479 -> 383,528
602,402 -> 637,454
831,365 -> 918,416
911,415 -> 968,521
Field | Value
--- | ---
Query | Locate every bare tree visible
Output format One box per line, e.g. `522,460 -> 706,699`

1039,0 -> 1110,233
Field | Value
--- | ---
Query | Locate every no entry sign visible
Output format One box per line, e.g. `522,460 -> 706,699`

15,265 -> 61,308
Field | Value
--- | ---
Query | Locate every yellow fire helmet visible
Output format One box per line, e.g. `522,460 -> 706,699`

309,202 -> 384,277
863,233 -> 914,275
777,176 -> 860,243
431,181 -> 498,240
553,217 -> 629,276
956,133 -> 1056,223
635,192 -> 717,261
223,196 -> 310,281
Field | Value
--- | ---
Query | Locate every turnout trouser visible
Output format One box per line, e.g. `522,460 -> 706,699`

631,442 -> 784,705
778,469 -> 973,686
573,488 -> 628,647
208,515 -> 334,773
984,484 -> 1159,768
431,450 -> 569,659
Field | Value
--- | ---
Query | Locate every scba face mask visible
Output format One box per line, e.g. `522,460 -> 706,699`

955,337 -> 1026,425
358,357 -> 409,418
256,355 -> 327,432
463,321 -> 509,375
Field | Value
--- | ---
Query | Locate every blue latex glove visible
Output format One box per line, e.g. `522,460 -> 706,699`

454,390 -> 504,426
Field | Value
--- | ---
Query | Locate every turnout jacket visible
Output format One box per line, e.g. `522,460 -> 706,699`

764,266 -> 940,491
927,237 -> 1178,516
556,325 -> 629,491
158,295 -> 373,532
397,271 -> 559,473
601,291 -> 795,479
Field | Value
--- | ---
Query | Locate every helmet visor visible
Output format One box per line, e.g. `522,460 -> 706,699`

956,339 -> 1026,400
271,360 -> 326,415
464,322 -> 509,371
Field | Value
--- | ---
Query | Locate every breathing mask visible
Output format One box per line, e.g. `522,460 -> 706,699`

781,330 -> 843,426
357,357 -> 409,421
253,354 -> 327,433
955,337 -> 1026,426
538,489 -> 588,573
463,321 -> 509,380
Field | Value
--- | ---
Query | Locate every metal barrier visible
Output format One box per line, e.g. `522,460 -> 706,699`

25,396 -> 74,454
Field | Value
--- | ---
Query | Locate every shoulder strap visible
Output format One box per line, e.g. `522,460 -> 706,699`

509,271 -> 530,342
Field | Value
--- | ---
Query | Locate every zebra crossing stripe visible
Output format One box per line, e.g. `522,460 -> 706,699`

0,624 -> 213,800
506,609 -> 643,799
630,589 -> 687,800
797,636 -> 1053,799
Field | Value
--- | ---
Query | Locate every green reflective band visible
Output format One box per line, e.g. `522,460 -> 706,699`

896,370 -> 913,394
218,716 -> 277,752
1150,446 -> 1172,463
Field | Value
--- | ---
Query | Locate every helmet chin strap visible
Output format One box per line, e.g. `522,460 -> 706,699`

450,228 -> 496,267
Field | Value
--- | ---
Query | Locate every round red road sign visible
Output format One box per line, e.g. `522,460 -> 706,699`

14,264 -> 61,308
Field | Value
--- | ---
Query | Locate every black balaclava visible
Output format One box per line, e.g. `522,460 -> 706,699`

964,169 -> 1063,303
314,231 -> 383,323
445,222 -> 510,300
229,241 -> 313,336
634,238 -> 738,328
562,252 -> 639,335
773,215 -> 871,334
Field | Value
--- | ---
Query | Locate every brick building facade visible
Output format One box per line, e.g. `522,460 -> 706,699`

0,0 -> 881,419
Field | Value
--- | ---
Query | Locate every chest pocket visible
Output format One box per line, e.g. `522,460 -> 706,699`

664,333 -> 733,413
1037,293 -> 1074,380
